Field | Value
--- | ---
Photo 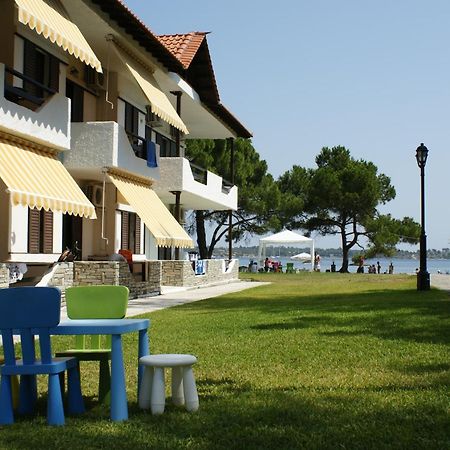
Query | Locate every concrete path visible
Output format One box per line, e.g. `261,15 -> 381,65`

60,280 -> 268,320
430,274 -> 450,292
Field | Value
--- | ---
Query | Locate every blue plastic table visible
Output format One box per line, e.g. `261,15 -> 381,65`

49,318 -> 150,421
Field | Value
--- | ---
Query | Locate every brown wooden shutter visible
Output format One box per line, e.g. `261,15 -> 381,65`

23,40 -> 38,97
132,107 -> 139,135
125,103 -> 133,134
135,216 -> 141,254
42,210 -> 53,254
121,211 -> 129,250
48,56 -> 60,92
28,208 -> 41,253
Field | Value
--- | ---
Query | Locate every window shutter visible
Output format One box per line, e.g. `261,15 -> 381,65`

135,216 -> 141,254
48,56 -> 60,92
121,211 -> 129,250
28,208 -> 41,254
125,103 -> 133,134
23,40 -> 38,97
43,210 -> 54,254
132,107 -> 139,135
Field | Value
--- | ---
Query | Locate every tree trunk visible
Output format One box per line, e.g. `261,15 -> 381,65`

340,247 -> 350,272
195,210 -> 208,259
339,228 -> 349,272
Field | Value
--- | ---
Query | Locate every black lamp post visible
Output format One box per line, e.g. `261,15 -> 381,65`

415,143 -> 430,290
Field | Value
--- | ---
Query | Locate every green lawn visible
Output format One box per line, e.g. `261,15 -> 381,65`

1,273 -> 450,449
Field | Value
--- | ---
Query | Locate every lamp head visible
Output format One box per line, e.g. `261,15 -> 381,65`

415,143 -> 429,168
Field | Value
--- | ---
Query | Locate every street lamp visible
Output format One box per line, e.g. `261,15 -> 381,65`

415,143 -> 430,290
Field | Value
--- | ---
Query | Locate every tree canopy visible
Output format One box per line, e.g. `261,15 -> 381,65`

185,138 -> 281,258
278,146 -> 420,271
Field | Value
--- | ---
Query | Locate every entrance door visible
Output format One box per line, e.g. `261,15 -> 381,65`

62,215 -> 83,259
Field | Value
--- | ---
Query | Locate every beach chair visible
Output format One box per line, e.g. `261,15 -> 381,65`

285,262 -> 295,274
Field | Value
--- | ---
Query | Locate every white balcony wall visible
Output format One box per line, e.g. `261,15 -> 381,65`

154,157 -> 238,211
65,121 -> 160,182
0,63 -> 70,150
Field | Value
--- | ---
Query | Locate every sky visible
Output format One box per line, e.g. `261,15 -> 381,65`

124,0 -> 450,250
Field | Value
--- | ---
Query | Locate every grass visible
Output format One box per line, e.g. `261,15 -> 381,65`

1,272 -> 450,449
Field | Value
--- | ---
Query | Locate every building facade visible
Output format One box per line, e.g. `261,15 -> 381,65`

0,0 -> 251,293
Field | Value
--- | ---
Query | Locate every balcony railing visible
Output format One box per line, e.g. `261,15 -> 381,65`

189,161 -> 207,185
126,131 -> 147,159
4,66 -> 56,111
126,131 -> 158,168
221,179 -> 233,194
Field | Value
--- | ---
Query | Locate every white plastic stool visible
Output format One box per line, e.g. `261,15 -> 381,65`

138,354 -> 199,415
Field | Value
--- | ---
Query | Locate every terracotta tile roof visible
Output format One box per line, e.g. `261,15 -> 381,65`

157,32 -> 208,69
90,0 -> 184,72
88,0 -> 252,137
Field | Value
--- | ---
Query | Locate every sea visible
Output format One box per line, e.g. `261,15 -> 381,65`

238,256 -> 450,275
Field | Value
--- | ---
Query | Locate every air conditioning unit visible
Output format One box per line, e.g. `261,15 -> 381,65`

85,184 -> 103,207
85,67 -> 106,91
146,106 -> 163,127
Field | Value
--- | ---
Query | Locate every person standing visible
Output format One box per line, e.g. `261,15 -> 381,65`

388,262 -> 394,274
314,253 -> 321,272
357,255 -> 364,273
377,261 -> 381,274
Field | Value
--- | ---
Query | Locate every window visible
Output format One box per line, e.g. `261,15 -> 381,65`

158,246 -> 172,260
23,39 -> 59,98
124,101 -> 147,158
124,102 -> 139,136
28,208 -> 53,254
155,131 -> 177,157
121,211 -> 141,254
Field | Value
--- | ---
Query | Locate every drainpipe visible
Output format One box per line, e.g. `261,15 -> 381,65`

228,138 -> 235,261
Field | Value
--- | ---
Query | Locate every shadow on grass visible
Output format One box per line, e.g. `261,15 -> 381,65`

1,386 -> 449,450
175,284 -> 450,346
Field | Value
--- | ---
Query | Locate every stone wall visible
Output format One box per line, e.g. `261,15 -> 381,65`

0,258 -> 236,294
0,263 -> 8,288
45,262 -> 73,300
161,259 -> 238,287
73,260 -> 161,299
73,261 -> 121,286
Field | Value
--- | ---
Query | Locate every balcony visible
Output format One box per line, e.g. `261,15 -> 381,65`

64,122 -> 160,182
0,63 -> 70,150
154,157 -> 238,211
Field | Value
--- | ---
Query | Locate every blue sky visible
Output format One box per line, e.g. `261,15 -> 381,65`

125,0 -> 450,249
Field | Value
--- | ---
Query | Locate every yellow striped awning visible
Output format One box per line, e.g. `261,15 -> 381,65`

115,48 -> 188,134
108,171 -> 193,248
15,0 -> 102,72
0,139 -> 96,219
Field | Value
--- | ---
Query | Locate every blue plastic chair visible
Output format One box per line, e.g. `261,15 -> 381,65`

0,287 -> 84,426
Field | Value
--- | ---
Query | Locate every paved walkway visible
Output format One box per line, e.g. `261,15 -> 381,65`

430,274 -> 450,292
60,280 -> 268,320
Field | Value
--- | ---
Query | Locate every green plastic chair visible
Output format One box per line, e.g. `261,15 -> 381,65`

285,262 -> 295,274
55,285 -> 129,403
